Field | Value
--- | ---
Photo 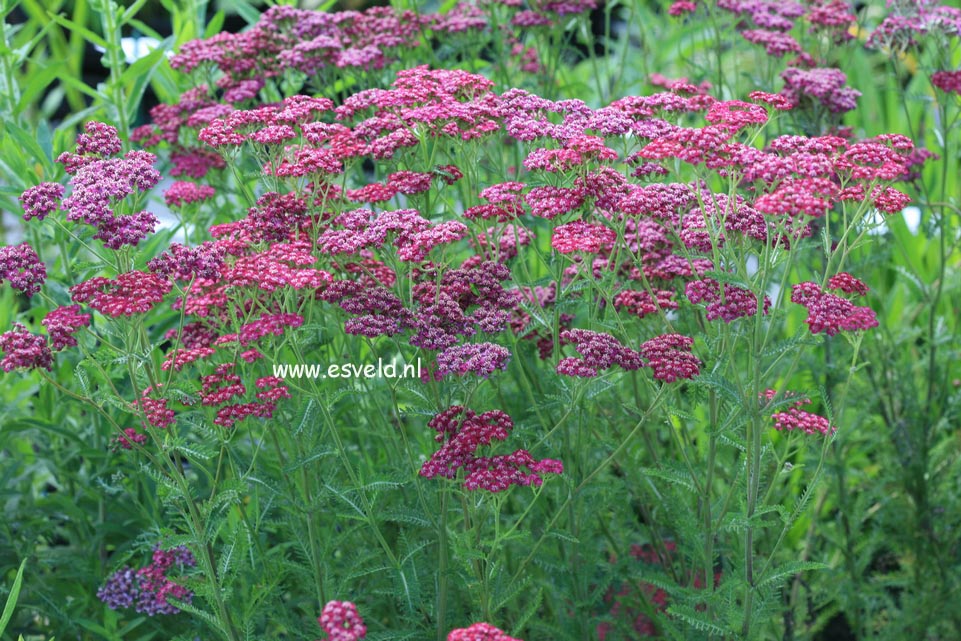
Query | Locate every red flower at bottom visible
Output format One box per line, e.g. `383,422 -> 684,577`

448,622 -> 522,641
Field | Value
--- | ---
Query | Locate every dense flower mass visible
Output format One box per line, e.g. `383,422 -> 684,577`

318,600 -> 366,641
0,323 -> 53,372
0,242 -> 46,297
420,406 -> 562,492
791,281 -> 878,336
0,6 -> 932,635
97,545 -> 196,616
766,391 -> 834,436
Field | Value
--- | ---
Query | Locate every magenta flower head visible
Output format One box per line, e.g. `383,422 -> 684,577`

318,600 -> 366,641
19,182 -> 64,221
0,323 -> 53,372
0,242 -> 46,297
448,622 -> 523,641
639,334 -> 701,382
790,281 -> 877,336
42,304 -> 91,351
436,342 -> 511,378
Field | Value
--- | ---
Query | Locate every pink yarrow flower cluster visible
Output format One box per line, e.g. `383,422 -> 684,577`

318,600 -> 366,641
765,390 -> 834,436
790,277 -> 877,336
448,623 -> 523,641
420,406 -> 562,492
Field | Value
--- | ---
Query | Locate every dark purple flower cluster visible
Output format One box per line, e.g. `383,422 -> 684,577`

790,280 -> 877,336
420,406 -> 562,493
932,70 -> 961,95
556,329 -> 644,377
436,342 -> 511,378
0,242 -> 45,297
685,278 -> 770,323
97,545 -> 196,616
0,323 -> 52,372
42,305 -> 91,351
19,182 -> 64,221
780,67 -> 861,114
613,288 -> 678,319
147,242 -> 227,282
639,334 -> 701,382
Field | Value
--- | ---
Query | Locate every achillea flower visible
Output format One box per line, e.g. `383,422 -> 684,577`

480,182 -> 527,214
236,313 -> 304,346
753,178 -> 837,219
397,221 -> 469,262
93,211 -> 159,250
114,427 -> 148,450
0,242 -> 46,297
932,70 -> 961,95
827,272 -> 868,296
242,191 -> 310,242
148,242 -> 226,282
525,186 -> 585,219
198,119 -> 245,147
686,278 -> 769,322
780,67 -> 860,114
0,323 -> 53,372
268,147 -> 343,177
748,90 -> 793,110
170,147 -> 226,178
639,333 -> 700,382
162,346 -> 216,371
346,182 -> 397,203
436,342 -> 511,378
668,1 -> 697,16
387,170 -> 434,195
773,405 -> 833,435
215,401 -> 275,428
255,376 -> 291,403
98,545 -> 195,616
132,386 -> 175,429
70,272 -> 172,317
448,623 -> 522,641
76,121 -> 123,157
58,145 -> 161,249
613,289 -> 677,318
790,281 -> 878,335
420,406 -> 562,492
556,329 -> 644,377
638,125 -> 732,165
705,100 -> 769,130
19,182 -> 64,221
742,29 -> 802,56
163,181 -> 216,207
551,221 -> 617,254
200,365 -> 246,406
766,392 -> 834,436
42,305 -> 91,351
618,182 -> 694,221
318,600 -> 366,641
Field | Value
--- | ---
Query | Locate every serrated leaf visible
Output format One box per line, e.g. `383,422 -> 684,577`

667,604 -> 731,635
757,561 -> 828,589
